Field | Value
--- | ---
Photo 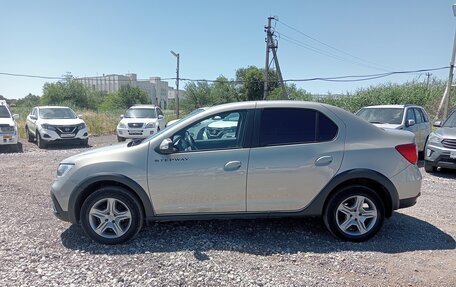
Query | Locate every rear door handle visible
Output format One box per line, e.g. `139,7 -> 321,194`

315,156 -> 333,166
224,161 -> 241,171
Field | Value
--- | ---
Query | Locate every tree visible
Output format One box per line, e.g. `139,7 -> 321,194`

99,85 -> 149,111
41,77 -> 90,109
15,93 -> 41,107
269,84 -> 312,101
181,81 -> 212,112
235,66 -> 264,101
211,76 -> 239,104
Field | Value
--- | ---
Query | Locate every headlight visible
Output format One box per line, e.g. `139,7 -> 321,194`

77,123 -> 86,129
428,133 -> 443,143
56,163 -> 74,177
118,122 -> 127,128
145,122 -> 156,128
41,124 -> 56,131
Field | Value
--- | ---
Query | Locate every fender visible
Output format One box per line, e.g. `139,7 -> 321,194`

68,173 -> 155,223
300,168 -> 399,217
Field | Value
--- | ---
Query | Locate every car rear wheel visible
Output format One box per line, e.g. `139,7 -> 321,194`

80,187 -> 144,244
36,130 -> 47,149
324,185 -> 385,242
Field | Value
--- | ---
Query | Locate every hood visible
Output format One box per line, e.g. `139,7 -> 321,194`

40,118 -> 85,125
435,127 -> 456,139
119,117 -> 158,124
371,123 -> 403,130
0,117 -> 16,126
62,142 -> 128,163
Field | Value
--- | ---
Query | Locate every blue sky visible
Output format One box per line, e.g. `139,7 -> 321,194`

1,0 -> 455,99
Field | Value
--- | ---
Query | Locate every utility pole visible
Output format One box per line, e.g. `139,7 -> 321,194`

425,72 -> 432,99
171,50 -> 180,118
263,16 -> 287,100
436,4 -> 456,120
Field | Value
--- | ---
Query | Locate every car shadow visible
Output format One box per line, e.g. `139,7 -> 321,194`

0,142 -> 23,153
428,168 -> 456,179
61,213 -> 455,256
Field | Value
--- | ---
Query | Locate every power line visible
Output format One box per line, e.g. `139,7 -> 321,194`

0,66 -> 449,84
276,19 -> 396,72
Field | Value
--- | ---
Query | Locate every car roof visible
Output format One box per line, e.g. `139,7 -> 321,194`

36,106 -> 72,109
129,105 -> 158,109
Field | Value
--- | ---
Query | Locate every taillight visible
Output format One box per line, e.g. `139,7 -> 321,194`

395,144 -> 418,165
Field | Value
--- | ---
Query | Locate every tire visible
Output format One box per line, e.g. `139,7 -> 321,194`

36,130 -> 47,149
82,138 -> 89,147
323,185 -> 385,242
80,186 -> 144,245
26,126 -> 34,142
424,161 -> 436,173
117,135 -> 126,142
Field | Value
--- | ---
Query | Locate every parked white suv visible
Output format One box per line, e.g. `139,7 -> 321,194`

51,101 -> 421,244
25,106 -> 89,149
356,104 -> 431,153
116,105 -> 166,142
0,100 -> 20,152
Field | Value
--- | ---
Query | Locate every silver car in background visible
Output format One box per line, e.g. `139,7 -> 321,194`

424,110 -> 456,173
51,101 -> 421,244
356,104 -> 431,153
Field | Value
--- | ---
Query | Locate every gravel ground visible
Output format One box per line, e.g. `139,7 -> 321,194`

0,136 -> 455,286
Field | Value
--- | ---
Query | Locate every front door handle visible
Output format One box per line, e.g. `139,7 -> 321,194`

224,161 -> 241,171
315,156 -> 333,166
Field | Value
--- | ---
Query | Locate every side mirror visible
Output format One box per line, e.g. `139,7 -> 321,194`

12,114 -> 19,120
433,121 -> 442,127
158,115 -> 164,120
30,115 -> 37,120
159,138 -> 174,154
406,119 -> 415,127
78,114 -> 84,119
120,114 -> 124,119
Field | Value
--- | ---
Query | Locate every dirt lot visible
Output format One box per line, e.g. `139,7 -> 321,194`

0,136 -> 455,286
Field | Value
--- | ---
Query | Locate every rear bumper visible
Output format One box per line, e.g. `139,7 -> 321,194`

399,192 -> 421,209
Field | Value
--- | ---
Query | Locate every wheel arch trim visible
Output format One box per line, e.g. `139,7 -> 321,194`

68,173 -> 155,223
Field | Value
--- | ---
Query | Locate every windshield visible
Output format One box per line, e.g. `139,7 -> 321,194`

39,108 -> 77,119
443,111 -> 456,127
124,108 -> 156,118
356,108 -> 404,125
0,106 -> 11,118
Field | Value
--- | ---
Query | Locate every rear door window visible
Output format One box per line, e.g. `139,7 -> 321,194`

259,108 -> 338,146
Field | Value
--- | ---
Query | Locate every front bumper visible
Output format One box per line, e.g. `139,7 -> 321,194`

51,192 -> 70,222
0,132 -> 18,145
117,127 -> 157,139
425,143 -> 456,170
39,127 -> 88,142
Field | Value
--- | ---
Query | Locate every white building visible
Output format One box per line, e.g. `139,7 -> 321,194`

77,74 -> 173,108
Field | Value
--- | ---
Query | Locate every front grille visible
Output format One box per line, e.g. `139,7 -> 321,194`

442,139 -> 456,149
128,123 -> 144,128
52,125 -> 78,137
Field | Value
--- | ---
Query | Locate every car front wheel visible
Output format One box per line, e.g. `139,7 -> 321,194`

323,185 -> 385,242
80,187 -> 144,244
424,161 -> 437,173
36,130 -> 47,149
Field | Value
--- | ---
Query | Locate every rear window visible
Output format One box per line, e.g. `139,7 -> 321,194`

260,108 -> 338,146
